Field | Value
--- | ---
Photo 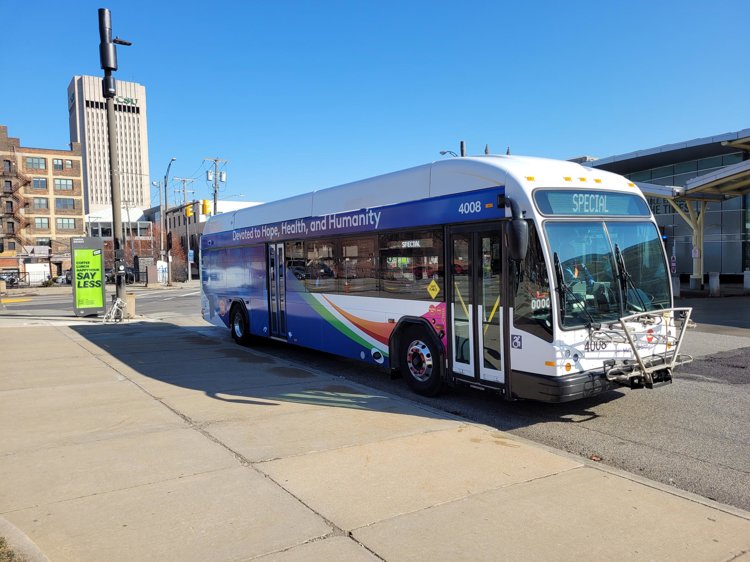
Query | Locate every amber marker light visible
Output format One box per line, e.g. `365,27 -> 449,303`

526,176 -> 535,181
545,361 -> 556,367
565,363 -> 572,372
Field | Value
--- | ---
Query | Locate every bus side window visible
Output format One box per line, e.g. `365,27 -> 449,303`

285,241 -> 306,289
378,229 -> 444,301
513,222 -> 553,342
305,239 -> 337,293
340,236 -> 378,295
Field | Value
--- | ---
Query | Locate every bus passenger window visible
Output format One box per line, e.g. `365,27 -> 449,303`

285,241 -> 306,290
513,223 -> 553,342
378,229 -> 444,301
305,240 -> 337,293
340,236 -> 378,295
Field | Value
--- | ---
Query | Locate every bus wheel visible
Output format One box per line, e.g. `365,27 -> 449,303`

230,304 -> 251,345
400,328 -> 443,396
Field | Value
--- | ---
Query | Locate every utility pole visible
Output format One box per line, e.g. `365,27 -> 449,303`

98,8 -> 131,302
173,177 -> 195,281
163,158 -> 176,286
203,158 -> 228,216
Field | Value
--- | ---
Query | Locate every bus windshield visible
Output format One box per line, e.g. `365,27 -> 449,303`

545,221 -> 671,329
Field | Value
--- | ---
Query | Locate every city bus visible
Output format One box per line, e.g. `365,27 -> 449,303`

200,155 -> 692,402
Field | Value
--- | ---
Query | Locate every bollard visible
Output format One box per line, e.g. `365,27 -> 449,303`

708,272 -> 720,297
671,276 -> 680,298
125,292 -> 136,318
0,279 -> 6,295
745,269 -> 750,295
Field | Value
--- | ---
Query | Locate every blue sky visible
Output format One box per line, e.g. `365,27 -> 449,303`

1,0 -> 747,206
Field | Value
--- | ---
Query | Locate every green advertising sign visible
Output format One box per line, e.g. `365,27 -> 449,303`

71,237 -> 106,316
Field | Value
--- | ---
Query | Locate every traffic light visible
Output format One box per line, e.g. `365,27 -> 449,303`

186,204 -> 193,218
201,199 -> 210,215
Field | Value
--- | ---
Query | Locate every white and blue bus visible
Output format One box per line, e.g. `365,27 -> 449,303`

200,155 -> 692,402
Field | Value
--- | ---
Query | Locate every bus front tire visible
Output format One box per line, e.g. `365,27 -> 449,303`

400,328 -> 443,397
230,305 -> 251,346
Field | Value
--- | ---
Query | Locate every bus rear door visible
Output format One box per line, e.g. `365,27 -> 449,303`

267,242 -> 286,338
448,224 -> 504,385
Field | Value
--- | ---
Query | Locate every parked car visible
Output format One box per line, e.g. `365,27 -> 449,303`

0,272 -> 19,287
105,267 -> 136,284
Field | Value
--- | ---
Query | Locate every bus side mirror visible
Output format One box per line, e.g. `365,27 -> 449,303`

506,219 -> 528,262
502,196 -> 528,262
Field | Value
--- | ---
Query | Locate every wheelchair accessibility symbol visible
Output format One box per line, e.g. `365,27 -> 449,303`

511,335 -> 523,349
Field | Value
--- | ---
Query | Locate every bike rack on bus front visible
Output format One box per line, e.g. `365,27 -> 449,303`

593,307 -> 694,389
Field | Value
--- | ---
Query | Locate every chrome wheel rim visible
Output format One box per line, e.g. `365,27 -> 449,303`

232,313 -> 245,339
406,339 -> 433,382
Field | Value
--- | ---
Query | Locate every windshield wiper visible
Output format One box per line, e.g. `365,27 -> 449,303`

554,252 -> 598,330
614,244 -> 648,312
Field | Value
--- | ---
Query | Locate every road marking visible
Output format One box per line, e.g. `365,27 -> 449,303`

0,298 -> 32,303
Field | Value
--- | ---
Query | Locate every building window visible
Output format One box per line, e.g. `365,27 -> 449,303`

54,178 -> 73,190
65,160 -> 73,169
36,238 -> 50,247
3,180 -> 11,193
56,218 -> 76,230
55,197 -> 76,210
2,160 -> 11,173
26,157 -> 46,170
7,241 -> 16,250
7,222 -> 15,233
5,201 -> 13,213
53,159 -> 64,170
33,178 -> 48,190
34,217 -> 49,230
33,197 -> 49,209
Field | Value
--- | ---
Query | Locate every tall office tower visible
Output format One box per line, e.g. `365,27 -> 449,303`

68,75 -> 150,213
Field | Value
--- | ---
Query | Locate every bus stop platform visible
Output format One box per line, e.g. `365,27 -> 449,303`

1,319 -> 749,561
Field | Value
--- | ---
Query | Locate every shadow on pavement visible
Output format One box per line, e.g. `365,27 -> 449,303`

68,321 -> 624,429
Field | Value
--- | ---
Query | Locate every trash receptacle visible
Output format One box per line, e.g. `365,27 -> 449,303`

125,292 -> 136,318
708,272 -> 720,297
671,276 -> 680,298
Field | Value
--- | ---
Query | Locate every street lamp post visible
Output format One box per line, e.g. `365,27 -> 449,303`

163,157 -> 176,285
152,180 -> 162,259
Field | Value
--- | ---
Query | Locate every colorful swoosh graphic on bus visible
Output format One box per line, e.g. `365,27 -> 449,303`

302,293 -> 390,356
300,293 -> 447,358
321,295 -> 394,345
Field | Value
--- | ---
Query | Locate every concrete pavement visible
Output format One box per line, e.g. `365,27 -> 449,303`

1,312 -> 749,560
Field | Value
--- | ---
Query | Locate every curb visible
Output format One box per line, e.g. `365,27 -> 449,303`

0,516 -> 50,562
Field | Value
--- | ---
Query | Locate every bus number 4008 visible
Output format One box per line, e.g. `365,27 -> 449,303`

584,340 -> 608,352
458,201 -> 482,214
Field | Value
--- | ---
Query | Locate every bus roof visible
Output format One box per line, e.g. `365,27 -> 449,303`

203,155 -> 637,235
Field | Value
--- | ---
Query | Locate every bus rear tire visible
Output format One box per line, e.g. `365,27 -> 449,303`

230,304 -> 251,346
400,327 -> 443,397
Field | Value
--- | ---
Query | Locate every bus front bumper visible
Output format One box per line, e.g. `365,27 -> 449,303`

510,370 -> 618,403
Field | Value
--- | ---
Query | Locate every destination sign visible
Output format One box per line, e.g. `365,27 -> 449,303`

534,190 -> 650,216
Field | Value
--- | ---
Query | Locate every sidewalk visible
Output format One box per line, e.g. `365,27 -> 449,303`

1,319 -> 749,561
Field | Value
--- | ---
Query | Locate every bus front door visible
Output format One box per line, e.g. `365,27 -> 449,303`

449,225 -> 504,384
267,243 -> 286,338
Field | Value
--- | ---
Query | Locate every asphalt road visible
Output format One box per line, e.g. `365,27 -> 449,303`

4,287 -> 750,512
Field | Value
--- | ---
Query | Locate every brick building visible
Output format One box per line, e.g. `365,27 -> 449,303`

1,125 -> 85,282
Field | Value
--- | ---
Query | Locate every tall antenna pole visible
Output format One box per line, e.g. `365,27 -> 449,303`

204,157 -> 228,216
